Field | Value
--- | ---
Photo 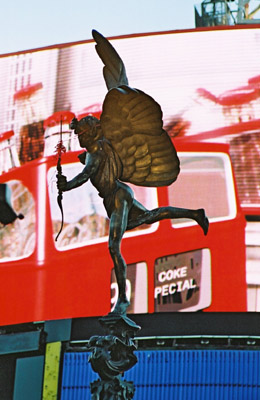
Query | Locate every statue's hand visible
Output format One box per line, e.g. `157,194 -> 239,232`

57,174 -> 68,192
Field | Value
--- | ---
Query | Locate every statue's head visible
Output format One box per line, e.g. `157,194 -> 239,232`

70,115 -> 101,149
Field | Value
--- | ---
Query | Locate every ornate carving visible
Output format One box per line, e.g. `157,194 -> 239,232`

88,314 -> 140,399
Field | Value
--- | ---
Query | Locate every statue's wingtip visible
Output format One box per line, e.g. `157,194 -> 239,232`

92,29 -> 105,42
92,29 -> 100,39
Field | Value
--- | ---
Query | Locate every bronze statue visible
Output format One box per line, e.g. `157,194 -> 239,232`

57,30 -> 209,315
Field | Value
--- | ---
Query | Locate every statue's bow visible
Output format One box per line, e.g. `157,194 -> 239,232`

55,119 -> 66,241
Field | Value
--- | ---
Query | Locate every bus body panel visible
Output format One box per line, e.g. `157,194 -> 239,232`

0,141 -> 247,325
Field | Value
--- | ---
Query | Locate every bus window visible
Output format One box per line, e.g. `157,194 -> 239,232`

168,153 -> 237,227
0,180 -> 35,261
154,249 -> 211,312
48,163 -> 158,249
111,261 -> 148,314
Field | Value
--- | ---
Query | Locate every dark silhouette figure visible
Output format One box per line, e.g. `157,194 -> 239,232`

57,30 -> 209,315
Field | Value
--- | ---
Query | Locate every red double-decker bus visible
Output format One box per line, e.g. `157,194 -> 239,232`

0,135 -> 247,326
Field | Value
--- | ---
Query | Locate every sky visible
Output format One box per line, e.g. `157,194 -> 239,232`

1,1 -> 259,52
2,0 -> 260,55
0,0 -> 202,54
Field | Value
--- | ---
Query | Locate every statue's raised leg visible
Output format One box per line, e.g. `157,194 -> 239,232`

127,202 -> 209,235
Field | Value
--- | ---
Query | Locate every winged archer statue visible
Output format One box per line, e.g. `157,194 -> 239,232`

57,30 -> 209,315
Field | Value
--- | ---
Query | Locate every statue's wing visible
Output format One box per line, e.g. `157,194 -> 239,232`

100,86 -> 180,187
92,29 -> 128,90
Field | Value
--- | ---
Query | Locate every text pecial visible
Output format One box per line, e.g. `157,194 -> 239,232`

154,266 -> 196,298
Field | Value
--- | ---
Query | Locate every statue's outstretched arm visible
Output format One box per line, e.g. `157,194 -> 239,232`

66,167 -> 91,191
57,153 -> 98,192
56,169 -> 90,192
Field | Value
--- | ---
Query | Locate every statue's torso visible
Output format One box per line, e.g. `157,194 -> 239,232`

89,139 -> 122,201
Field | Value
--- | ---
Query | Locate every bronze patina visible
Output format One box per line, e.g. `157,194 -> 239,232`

57,30 -> 209,316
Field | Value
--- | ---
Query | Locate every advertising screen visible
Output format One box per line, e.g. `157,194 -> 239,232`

1,27 -> 260,206
0,26 -> 258,319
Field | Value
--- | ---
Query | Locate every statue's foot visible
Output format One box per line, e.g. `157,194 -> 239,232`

112,298 -> 130,315
195,209 -> 209,235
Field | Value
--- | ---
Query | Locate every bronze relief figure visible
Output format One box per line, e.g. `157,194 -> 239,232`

57,30 -> 209,315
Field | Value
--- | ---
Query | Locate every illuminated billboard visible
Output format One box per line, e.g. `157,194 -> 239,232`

0,27 -> 259,323
1,27 -> 260,208
0,28 -> 260,144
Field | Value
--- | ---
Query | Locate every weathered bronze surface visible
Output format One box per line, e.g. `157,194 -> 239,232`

88,314 -> 140,399
57,29 -> 209,399
57,30 -> 209,316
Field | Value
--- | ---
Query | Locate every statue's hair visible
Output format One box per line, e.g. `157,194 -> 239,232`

82,115 -> 100,127
71,115 -> 101,140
